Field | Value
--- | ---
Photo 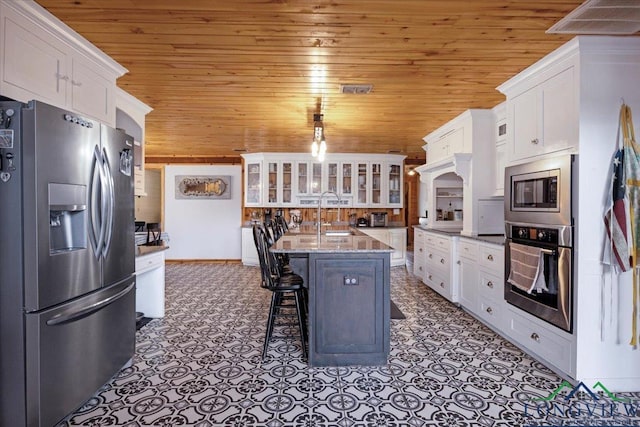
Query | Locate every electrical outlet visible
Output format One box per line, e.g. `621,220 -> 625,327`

343,275 -> 359,285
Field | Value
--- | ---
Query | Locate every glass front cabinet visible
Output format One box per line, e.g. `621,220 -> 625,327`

241,153 -> 405,208
244,161 -> 262,206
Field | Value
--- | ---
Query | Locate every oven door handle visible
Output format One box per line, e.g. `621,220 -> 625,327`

540,248 -> 556,256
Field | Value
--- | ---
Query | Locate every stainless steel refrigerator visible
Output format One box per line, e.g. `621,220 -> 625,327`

0,98 -> 136,426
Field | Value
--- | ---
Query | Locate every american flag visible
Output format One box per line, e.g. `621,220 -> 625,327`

604,148 -> 631,272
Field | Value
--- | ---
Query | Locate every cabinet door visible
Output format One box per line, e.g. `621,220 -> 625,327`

245,162 -> 262,206
297,162 -> 309,194
311,162 -> 322,194
266,161 -> 278,204
70,59 -> 114,125
458,256 -> 478,313
241,228 -> 259,266
494,142 -> 505,195
371,162 -> 382,205
445,127 -> 464,154
541,66 -> 576,154
341,163 -> 353,197
355,162 -> 368,205
387,163 -> 402,206
511,88 -> 539,160
1,15 -> 68,106
327,162 -> 338,193
388,229 -> 406,266
282,162 -> 293,204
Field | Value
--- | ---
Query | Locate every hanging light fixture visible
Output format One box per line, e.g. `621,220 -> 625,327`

312,113 -> 327,161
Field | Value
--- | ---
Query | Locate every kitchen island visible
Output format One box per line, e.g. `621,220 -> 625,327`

271,225 -> 393,366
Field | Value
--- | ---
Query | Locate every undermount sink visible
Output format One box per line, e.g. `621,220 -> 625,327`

324,230 -> 353,236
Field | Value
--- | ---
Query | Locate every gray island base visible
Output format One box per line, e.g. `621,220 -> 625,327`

271,225 -> 393,367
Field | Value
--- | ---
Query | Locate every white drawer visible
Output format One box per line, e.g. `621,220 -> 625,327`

425,248 -> 450,274
424,269 -> 451,300
414,243 -> 426,262
478,270 -> 503,301
414,229 -> 425,245
479,244 -> 504,273
507,307 -> 572,374
425,233 -> 450,251
458,239 -> 478,261
136,251 -> 164,274
413,259 -> 426,280
477,296 -> 504,330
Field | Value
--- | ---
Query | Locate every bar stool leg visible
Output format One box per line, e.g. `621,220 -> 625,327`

262,293 -> 278,360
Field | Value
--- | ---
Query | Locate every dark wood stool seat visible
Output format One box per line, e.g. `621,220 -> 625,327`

253,225 -> 307,361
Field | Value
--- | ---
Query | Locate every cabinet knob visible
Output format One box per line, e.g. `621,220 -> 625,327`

530,332 -> 540,342
486,307 -> 493,314
531,138 -> 539,145
418,266 -> 423,271
487,281 -> 494,288
440,258 -> 445,264
487,254 -> 494,261
428,274 -> 433,280
439,282 -> 444,288
419,248 -> 423,252
428,254 -> 433,259
456,260 -> 461,265
56,73 -> 69,81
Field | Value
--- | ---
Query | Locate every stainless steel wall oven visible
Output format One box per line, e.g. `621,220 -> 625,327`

504,155 -> 575,333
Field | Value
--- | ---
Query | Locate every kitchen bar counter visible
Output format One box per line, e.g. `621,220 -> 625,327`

271,225 -> 391,367
413,225 -> 505,246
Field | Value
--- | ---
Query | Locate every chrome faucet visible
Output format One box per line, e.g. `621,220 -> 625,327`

317,191 -> 341,236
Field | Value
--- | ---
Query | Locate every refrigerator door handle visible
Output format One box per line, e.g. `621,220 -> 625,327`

45,282 -> 135,326
101,148 -> 115,258
88,146 -> 104,258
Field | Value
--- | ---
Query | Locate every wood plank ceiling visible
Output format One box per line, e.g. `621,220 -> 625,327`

36,0 -> 585,164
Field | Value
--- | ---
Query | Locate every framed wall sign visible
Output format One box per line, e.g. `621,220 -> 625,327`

175,175 -> 231,199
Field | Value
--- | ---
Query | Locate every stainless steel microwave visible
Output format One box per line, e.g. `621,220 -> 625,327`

504,155 -> 575,226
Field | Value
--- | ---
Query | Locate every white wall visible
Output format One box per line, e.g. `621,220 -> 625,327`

164,165 -> 242,260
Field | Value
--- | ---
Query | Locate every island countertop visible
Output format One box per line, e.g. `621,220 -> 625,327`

270,225 -> 393,253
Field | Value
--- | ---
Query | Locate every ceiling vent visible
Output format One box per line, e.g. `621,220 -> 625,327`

547,0 -> 640,35
340,84 -> 373,94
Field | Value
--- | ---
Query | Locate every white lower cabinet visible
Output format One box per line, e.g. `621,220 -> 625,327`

413,228 -> 426,280
359,228 -> 406,267
457,239 -> 478,311
135,250 -> 166,318
505,306 -> 573,375
423,231 -> 457,302
241,227 -> 259,266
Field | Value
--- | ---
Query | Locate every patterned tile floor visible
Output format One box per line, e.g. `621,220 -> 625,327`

57,263 -> 640,427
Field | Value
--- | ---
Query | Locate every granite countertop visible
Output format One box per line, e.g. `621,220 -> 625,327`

135,242 -> 170,257
413,225 -> 505,246
271,225 -> 393,253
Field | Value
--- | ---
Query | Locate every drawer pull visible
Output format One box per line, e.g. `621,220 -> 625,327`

419,248 -> 423,252
457,260 -> 461,265
487,254 -> 494,261
428,254 -> 433,259
439,282 -> 444,288
486,307 -> 492,314
530,332 -> 540,342
428,274 -> 433,280
418,266 -> 423,271
440,258 -> 445,264
487,281 -> 494,288
531,138 -> 539,145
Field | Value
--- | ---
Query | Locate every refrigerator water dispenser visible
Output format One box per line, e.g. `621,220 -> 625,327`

49,183 -> 87,253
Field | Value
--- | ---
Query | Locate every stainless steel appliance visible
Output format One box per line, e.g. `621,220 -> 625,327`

0,98 -> 136,427
369,211 -> 388,227
504,223 -> 573,332
503,155 -> 575,333
504,155 -> 573,226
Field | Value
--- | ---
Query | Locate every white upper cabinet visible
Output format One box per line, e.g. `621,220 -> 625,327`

242,153 -> 405,208
425,127 -> 465,165
493,102 -> 507,196
0,0 -> 127,126
498,48 -> 578,164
